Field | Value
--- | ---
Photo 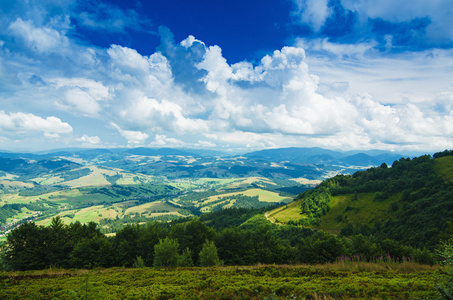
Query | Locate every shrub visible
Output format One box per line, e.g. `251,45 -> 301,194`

437,237 -> 453,299
199,240 -> 222,267
153,238 -> 180,267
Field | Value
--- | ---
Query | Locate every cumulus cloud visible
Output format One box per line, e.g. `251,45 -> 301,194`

52,78 -> 109,117
0,1 -> 452,153
0,111 -> 72,136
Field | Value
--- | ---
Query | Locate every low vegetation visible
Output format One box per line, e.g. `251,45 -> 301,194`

0,263 -> 441,299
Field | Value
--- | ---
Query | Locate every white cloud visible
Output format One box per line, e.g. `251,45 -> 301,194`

8,17 -> 70,53
51,78 -> 109,117
0,0 -> 452,154
75,1 -> 151,33
340,0 -> 453,42
76,134 -> 101,145
149,134 -> 187,147
291,0 -> 453,43
117,95 -> 208,134
292,0 -> 332,32
0,111 -> 73,135
111,123 -> 149,146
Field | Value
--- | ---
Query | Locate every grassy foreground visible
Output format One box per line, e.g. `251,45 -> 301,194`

0,262 -> 441,299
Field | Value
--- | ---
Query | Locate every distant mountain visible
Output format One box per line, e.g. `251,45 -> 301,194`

0,152 -> 47,160
178,148 -> 228,157
243,147 -> 404,166
243,147 -> 342,162
339,153 -> 379,166
0,157 -> 80,176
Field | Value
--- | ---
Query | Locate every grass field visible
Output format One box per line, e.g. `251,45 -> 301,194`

124,201 -> 181,217
202,188 -> 292,205
266,192 -> 396,233
62,166 -> 114,187
36,205 -> 119,226
267,200 -> 303,223
0,263 -> 441,299
31,175 -> 65,185
0,180 -> 34,190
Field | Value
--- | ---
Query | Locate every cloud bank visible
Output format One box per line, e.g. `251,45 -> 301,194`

0,0 -> 451,153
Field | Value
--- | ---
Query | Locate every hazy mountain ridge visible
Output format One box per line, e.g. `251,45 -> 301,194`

244,147 -> 404,166
0,147 -> 407,180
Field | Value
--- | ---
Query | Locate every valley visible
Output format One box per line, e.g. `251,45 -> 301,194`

0,147 -> 401,240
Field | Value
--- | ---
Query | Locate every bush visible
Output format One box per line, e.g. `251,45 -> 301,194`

133,256 -> 145,268
437,237 -> 453,299
199,240 -> 222,267
178,248 -> 194,267
153,238 -> 180,267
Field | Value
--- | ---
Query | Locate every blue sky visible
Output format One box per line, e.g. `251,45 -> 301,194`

0,0 -> 452,153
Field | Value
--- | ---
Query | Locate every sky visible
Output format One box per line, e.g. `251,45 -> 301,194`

0,0 -> 452,154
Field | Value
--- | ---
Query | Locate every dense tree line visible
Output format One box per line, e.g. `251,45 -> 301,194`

0,212 -> 436,271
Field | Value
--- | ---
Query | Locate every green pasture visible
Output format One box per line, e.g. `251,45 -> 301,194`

36,205 -> 119,226
242,188 -> 292,202
62,166 -> 112,187
0,172 -> 18,180
267,200 -> 304,224
31,175 -> 64,185
124,201 -> 180,216
202,188 -> 292,205
0,180 -> 34,190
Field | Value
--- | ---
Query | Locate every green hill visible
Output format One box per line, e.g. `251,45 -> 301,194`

269,151 -> 453,250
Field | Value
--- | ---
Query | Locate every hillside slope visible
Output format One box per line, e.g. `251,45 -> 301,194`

268,151 -> 453,250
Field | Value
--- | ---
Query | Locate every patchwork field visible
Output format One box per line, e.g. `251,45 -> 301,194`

1,159 -> 310,236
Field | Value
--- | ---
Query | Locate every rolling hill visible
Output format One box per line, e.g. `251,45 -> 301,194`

268,150 -> 453,250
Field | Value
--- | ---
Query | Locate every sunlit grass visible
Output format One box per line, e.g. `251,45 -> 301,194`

267,200 -> 304,223
435,156 -> 453,181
